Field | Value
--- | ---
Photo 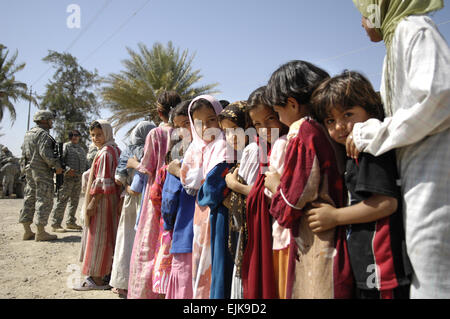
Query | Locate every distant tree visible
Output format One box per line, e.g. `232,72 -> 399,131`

0,44 -> 36,124
40,50 -> 100,146
101,41 -> 219,134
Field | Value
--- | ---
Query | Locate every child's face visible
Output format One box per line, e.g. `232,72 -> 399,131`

220,118 -> 246,151
273,97 -> 306,127
90,127 -> 106,148
192,106 -> 220,143
249,104 -> 284,144
324,105 -> 370,145
173,115 -> 190,130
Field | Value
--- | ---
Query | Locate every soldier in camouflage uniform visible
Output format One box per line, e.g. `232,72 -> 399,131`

1,157 -> 20,197
50,130 -> 89,232
19,110 -> 63,241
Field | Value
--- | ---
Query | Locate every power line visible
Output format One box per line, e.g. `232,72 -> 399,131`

65,0 -> 112,52
31,0 -> 112,87
81,0 -> 152,64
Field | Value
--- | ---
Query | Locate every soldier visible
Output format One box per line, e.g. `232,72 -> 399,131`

19,110 -> 63,241
50,129 -> 89,232
0,146 -> 13,165
1,157 -> 20,198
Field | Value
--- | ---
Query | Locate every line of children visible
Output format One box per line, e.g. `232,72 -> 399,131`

73,60 -> 426,299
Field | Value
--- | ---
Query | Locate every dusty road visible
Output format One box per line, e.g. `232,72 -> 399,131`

0,196 -> 119,299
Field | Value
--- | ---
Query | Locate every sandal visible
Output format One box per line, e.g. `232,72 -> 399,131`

73,277 -> 111,291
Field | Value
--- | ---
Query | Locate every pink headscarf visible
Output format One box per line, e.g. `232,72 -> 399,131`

180,95 -> 228,195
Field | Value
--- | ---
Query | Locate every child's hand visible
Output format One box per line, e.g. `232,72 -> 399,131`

127,156 -> 139,169
86,201 -> 97,217
306,202 -> 338,233
126,185 -> 139,196
115,179 -> 123,186
168,159 -> 181,178
225,169 -> 238,190
345,132 -> 360,159
264,171 -> 281,194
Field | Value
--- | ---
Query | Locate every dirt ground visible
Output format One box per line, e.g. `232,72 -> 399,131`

0,196 -> 120,299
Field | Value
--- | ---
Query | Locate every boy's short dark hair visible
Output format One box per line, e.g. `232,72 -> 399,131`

246,86 -> 272,112
169,100 -> 191,125
89,121 -> 102,131
265,60 -> 330,112
311,70 -> 385,123
156,91 -> 182,118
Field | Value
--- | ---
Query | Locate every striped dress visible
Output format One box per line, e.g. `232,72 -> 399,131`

81,145 -> 121,278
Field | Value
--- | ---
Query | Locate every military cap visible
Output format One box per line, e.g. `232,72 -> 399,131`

33,110 -> 54,122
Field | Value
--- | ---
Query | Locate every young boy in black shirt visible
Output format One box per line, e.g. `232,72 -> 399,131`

309,71 -> 412,299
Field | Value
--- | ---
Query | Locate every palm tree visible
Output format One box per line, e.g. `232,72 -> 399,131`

101,41 -> 219,134
0,44 -> 36,124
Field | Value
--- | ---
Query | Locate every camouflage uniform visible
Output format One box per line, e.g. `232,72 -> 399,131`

51,141 -> 88,227
1,160 -> 20,197
19,111 -> 61,226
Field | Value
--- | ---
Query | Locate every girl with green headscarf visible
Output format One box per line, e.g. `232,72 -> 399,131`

348,0 -> 450,298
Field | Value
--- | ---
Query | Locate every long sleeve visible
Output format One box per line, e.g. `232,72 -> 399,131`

37,132 -> 61,170
197,162 -> 230,210
270,120 -> 344,229
161,173 -> 181,231
90,148 -> 119,195
353,16 -> 450,156
136,129 -> 158,176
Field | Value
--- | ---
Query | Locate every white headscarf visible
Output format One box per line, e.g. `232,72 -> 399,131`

180,95 -> 228,195
82,120 -> 118,227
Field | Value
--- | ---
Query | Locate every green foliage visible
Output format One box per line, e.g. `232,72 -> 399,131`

40,50 -> 100,146
0,44 -> 36,124
101,41 -> 219,134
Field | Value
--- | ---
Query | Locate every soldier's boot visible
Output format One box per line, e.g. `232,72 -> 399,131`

22,222 -> 35,241
65,223 -> 82,231
35,225 -> 57,241
51,224 -> 66,233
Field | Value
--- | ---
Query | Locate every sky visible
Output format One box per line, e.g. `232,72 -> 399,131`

1,0 -> 449,157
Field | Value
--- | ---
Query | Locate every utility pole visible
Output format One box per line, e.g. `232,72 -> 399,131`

26,86 -> 32,131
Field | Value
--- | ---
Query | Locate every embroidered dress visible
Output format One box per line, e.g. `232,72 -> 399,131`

127,125 -> 173,299
228,142 -> 259,299
270,118 -> 354,299
81,144 -> 121,278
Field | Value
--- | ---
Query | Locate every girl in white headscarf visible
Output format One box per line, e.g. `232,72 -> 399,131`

75,120 -> 122,290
